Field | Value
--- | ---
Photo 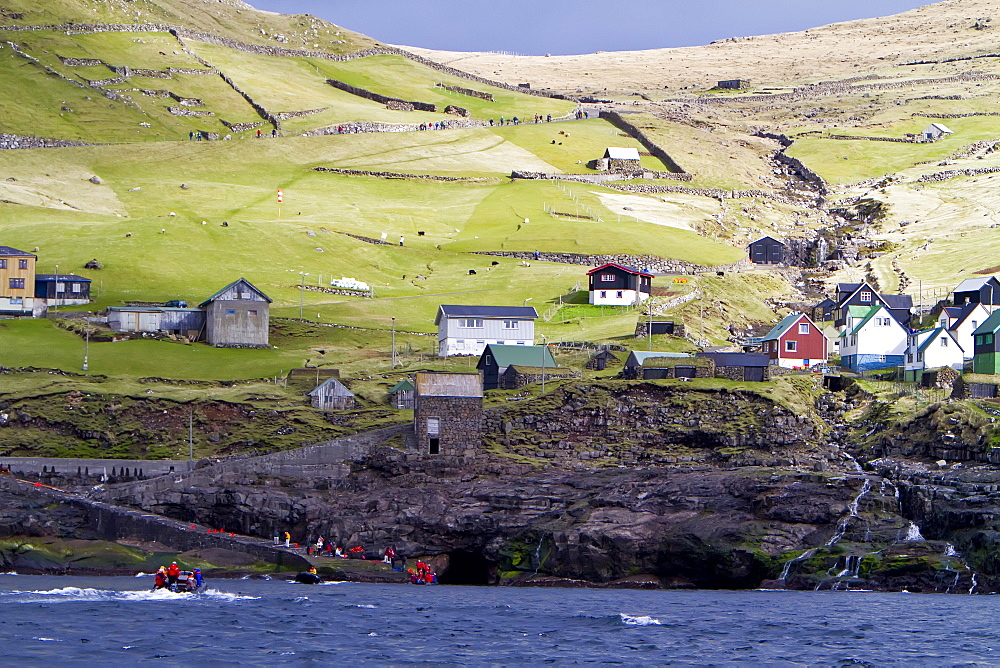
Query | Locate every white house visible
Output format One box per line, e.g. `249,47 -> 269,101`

923,123 -> 953,141
902,327 -> 964,381
435,304 -> 538,357
838,304 -> 908,372
587,263 -> 652,306
939,303 -> 992,360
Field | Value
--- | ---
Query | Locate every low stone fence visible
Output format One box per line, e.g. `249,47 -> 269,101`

273,107 -> 327,121
327,79 -> 436,112
827,134 -> 922,143
436,82 -> 494,102
302,118 -> 483,136
169,93 -> 204,106
915,112 -> 1000,119
168,106 -> 214,117
58,56 -> 105,67
221,120 -> 265,132
607,182 -> 796,204
444,105 -> 469,117
916,166 -> 1000,183
474,250 -> 750,275
0,133 -> 93,150
167,67 -> 216,75
511,169 -> 692,183
314,167 -> 482,182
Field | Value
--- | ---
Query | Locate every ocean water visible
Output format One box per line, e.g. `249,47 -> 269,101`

0,574 -> 997,665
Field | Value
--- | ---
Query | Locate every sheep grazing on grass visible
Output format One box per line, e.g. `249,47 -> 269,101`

468,269 -> 477,275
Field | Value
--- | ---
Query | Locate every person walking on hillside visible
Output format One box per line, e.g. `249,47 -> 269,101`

257,128 -> 262,138
399,235 -> 404,247
272,529 -> 281,545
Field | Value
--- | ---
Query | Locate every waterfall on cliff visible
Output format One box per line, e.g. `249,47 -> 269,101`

778,548 -> 817,583
902,522 -> 925,542
826,479 -> 872,546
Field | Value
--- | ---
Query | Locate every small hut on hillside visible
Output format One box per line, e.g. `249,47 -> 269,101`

308,377 -> 356,410
388,379 -> 415,409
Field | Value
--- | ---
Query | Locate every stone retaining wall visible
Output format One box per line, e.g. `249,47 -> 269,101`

436,82 -> 494,102
444,105 -> 469,117
0,456 -> 192,480
327,79 -> 436,112
273,107 -> 327,121
606,182 -> 799,205
915,112 -> 1000,119
221,120 -> 265,132
302,118 -> 483,136
511,169 -> 692,183
169,93 -> 204,106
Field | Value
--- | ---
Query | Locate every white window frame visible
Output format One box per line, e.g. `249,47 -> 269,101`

426,417 -> 440,436
798,323 -> 809,334
461,318 -> 484,328
600,274 -> 616,282
859,291 -> 872,303
785,340 -> 797,352
502,320 -> 518,329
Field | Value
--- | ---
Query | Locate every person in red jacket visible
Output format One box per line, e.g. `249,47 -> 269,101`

153,566 -> 167,590
166,562 -> 181,586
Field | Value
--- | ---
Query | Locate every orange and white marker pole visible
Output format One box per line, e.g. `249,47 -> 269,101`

277,189 -> 283,220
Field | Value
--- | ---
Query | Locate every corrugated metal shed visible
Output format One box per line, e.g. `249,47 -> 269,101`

415,372 -> 483,397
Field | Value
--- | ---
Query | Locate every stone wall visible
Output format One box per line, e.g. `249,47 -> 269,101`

916,166 -> 1000,183
599,111 -> 688,174
169,93 -> 204,106
436,83 -> 494,102
221,120 -> 265,132
0,133 -> 93,150
302,117 -> 483,136
415,397 -> 481,457
473,250 -> 749,274
827,134 -> 922,143
273,107 -> 327,121
444,105 -> 469,117
315,167 -> 479,182
327,79 -> 436,112
167,106 -> 214,117
0,456 -> 193,480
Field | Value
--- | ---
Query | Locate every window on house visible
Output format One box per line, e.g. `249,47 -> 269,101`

485,355 -> 492,365
72,283 -> 81,293
616,291 -> 623,299
972,321 -> 978,330
503,320 -> 518,329
785,340 -> 797,352
461,318 -> 484,328
10,297 -> 21,305
599,291 -> 606,299
798,323 -> 809,334
18,260 -> 27,270
56,282 -> 65,293
225,309 -> 236,314
985,333 -> 995,346
8,278 -> 24,289
940,337 -> 948,347
917,353 -> 924,362
907,354 -> 913,362
940,318 -> 948,327
248,310 -> 258,316
426,417 -> 440,436
851,335 -> 857,346
0,260 -> 5,269
859,291 -> 872,303
600,274 -> 616,282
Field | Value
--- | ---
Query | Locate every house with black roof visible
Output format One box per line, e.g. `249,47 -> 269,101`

587,263 -> 652,306
34,273 -> 91,306
435,304 -> 538,357
696,352 -> 772,382
831,282 -> 912,328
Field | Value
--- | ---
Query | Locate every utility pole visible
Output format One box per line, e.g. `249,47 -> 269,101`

391,317 -> 396,369
188,409 -> 194,462
53,264 -> 58,314
541,335 -> 547,395
298,272 -> 308,319
648,298 -> 653,352
83,325 -> 89,372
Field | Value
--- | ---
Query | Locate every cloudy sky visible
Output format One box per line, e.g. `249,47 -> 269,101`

250,0 -> 934,55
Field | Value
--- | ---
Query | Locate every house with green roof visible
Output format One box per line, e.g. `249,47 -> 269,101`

838,304 -> 907,372
478,343 -> 557,390
388,379 -> 415,409
972,310 -> 1000,374
761,312 -> 827,369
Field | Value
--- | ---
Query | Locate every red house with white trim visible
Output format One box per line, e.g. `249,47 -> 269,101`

587,263 -> 653,306
761,312 -> 828,369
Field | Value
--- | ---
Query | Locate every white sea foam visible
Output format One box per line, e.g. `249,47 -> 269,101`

10,587 -> 258,603
355,604 -> 377,608
33,637 -> 60,642
1,571 -> 18,576
134,572 -> 152,578
619,613 -> 662,626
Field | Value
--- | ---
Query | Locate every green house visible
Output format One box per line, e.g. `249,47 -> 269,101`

972,310 -> 1000,374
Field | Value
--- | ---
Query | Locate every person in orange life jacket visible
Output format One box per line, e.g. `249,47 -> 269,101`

166,562 -> 181,585
154,566 -> 167,590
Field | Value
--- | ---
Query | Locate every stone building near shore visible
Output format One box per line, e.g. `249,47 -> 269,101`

414,372 -> 483,456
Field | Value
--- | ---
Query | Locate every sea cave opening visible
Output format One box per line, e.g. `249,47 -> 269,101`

439,550 -> 492,586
